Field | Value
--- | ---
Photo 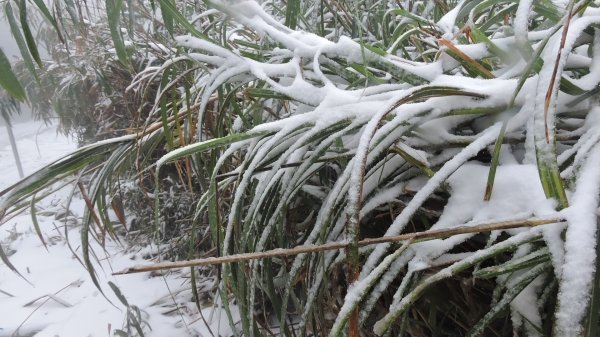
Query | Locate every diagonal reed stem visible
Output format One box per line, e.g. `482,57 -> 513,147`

113,217 -> 562,275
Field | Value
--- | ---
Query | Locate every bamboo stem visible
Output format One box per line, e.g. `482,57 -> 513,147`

113,217 -> 562,275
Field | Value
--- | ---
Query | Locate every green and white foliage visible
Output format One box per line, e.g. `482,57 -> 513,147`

2,0 -> 600,336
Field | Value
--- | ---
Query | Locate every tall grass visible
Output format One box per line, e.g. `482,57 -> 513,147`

1,0 -> 600,336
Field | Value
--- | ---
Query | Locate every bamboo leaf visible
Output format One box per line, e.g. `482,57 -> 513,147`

439,38 -> 495,79
469,26 -> 511,63
484,121 -> 507,201
391,145 -> 434,178
373,232 -> 543,335
0,48 -> 27,101
285,0 -> 300,29
156,0 -> 212,41
0,242 -> 28,282
31,0 -> 64,43
159,0 -> 174,34
63,0 -> 80,28
0,136 -> 135,217
467,262 -> 552,336
30,194 -> 48,250
328,241 -> 413,337
5,2 -> 38,81
387,8 -> 434,26
106,0 -> 130,66
108,281 -> 130,306
156,131 -> 270,168
18,0 -> 42,67
245,88 -> 291,100
473,248 -> 550,279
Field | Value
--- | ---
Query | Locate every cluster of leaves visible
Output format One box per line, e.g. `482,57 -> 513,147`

2,0 -> 600,337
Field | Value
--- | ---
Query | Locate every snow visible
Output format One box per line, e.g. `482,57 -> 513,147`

554,142 -> 600,337
361,123 -> 504,278
436,0 -> 466,39
514,0 -> 534,49
373,228 -> 545,335
0,122 -> 74,191
3,1 -> 600,336
0,121 -> 226,337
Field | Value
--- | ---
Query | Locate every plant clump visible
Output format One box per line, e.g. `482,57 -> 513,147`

1,0 -> 600,337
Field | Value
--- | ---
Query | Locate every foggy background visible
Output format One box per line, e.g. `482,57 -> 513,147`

1,19 -> 36,126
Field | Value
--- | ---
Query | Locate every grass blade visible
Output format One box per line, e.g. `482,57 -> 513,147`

0,48 -> 26,101
483,121 -> 507,201
30,194 -> 48,250
18,0 -> 42,67
5,2 -> 38,81
157,0 -> 212,41
106,0 -> 129,66
467,262 -> 552,337
30,0 -> 63,43
285,0 -> 301,29
0,242 -> 28,282
439,38 -> 495,79
156,131 -> 270,168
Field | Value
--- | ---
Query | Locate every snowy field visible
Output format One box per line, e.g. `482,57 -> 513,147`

0,121 -> 232,337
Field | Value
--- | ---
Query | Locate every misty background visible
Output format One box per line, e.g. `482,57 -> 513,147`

1,18 -> 37,126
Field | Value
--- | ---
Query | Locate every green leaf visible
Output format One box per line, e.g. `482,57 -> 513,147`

245,88 -> 291,100
30,0 -> 64,43
510,25 -> 558,106
478,3 -> 518,32
470,26 -> 511,63
128,306 -> 146,337
108,281 -> 130,306
391,146 -> 434,178
30,194 -> 48,250
156,0 -> 212,42
285,0 -> 301,29
5,2 -> 38,81
483,121 -> 507,201
473,248 -> 550,279
63,0 -> 80,27
159,0 -> 174,34
114,330 -> 128,337
106,0 -> 130,66
467,262 -> 552,336
388,8 -> 433,26
157,131 -> 270,168
0,136 -> 135,216
19,0 -> 42,67
0,242 -> 26,281
0,48 -> 27,101
533,0 -> 561,23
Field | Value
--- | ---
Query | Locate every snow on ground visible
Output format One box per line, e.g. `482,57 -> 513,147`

0,121 -> 74,191
0,121 -> 232,337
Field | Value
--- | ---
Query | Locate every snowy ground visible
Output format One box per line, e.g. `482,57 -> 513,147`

0,121 -> 233,337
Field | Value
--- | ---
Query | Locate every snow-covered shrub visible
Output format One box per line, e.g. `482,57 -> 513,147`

2,0 -> 600,336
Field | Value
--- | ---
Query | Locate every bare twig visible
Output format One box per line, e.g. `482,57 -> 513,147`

113,217 -> 562,275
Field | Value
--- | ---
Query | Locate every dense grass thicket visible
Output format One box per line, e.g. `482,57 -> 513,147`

2,0 -> 600,336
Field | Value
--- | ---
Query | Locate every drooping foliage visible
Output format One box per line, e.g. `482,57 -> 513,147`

1,1 -> 600,336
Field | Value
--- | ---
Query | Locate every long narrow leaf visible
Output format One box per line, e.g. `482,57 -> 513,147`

5,2 -> 38,81
18,0 -> 42,67
0,48 -> 26,101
